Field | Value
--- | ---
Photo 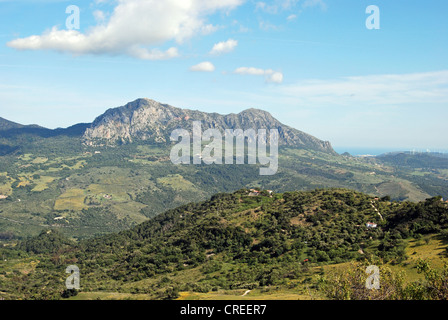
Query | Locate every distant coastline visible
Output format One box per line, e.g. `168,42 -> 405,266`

333,147 -> 448,157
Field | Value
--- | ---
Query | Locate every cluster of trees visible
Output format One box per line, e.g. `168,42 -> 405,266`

17,229 -> 74,254
319,259 -> 448,300
386,196 -> 448,236
0,231 -> 14,240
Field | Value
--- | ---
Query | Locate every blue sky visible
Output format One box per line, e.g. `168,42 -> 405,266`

0,0 -> 447,151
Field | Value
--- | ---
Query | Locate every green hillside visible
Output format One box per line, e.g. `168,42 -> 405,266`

1,135 -> 448,240
1,188 -> 447,300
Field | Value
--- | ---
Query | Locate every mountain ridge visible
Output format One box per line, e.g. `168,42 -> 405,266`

0,117 -> 44,131
82,98 -> 336,154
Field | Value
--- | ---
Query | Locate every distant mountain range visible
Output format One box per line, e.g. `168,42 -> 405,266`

0,116 -> 90,138
0,117 -> 44,131
0,98 -> 335,154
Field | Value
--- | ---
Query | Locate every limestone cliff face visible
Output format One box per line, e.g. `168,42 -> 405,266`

84,99 -> 185,143
83,98 -> 335,153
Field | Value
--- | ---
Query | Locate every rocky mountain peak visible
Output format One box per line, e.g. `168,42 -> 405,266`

83,98 -> 335,154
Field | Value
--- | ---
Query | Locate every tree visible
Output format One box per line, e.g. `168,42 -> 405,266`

318,261 -> 405,300
405,259 -> 448,300
61,288 -> 78,298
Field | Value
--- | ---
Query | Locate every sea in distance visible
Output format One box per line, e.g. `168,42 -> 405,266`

333,147 -> 448,157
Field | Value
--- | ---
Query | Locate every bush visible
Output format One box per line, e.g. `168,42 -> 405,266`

61,289 -> 78,298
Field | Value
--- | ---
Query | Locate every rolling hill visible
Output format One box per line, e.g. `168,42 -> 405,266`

1,188 -> 447,300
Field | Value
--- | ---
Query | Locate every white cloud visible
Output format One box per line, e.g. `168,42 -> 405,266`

93,10 -> 106,23
258,20 -> 279,31
190,61 -> 215,72
286,14 -> 297,21
129,47 -> 179,60
277,70 -> 448,106
234,67 -> 283,83
302,0 -> 327,10
7,0 -> 243,60
201,24 -> 220,35
255,0 -> 299,14
269,71 -> 284,83
235,67 -> 267,76
255,2 -> 273,13
210,39 -> 238,55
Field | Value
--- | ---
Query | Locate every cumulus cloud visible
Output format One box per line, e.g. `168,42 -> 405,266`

129,47 -> 179,60
210,39 -> 238,55
190,61 -> 215,72
234,67 -> 283,83
269,71 -> 284,83
234,67 -> 266,76
7,0 -> 243,60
